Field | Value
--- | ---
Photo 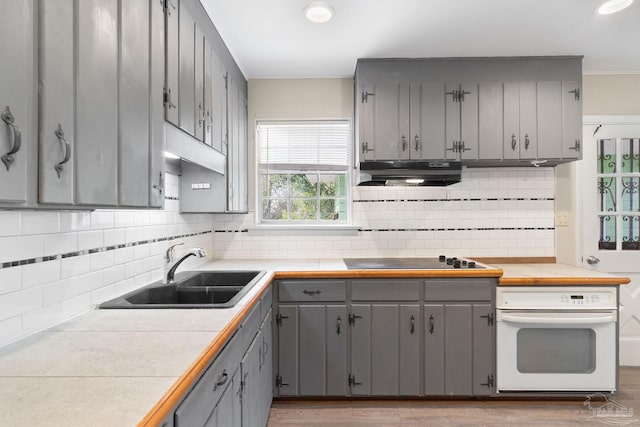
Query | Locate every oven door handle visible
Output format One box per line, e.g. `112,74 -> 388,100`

500,313 -> 616,325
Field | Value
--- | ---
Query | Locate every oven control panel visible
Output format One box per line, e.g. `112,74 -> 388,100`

497,287 -> 617,310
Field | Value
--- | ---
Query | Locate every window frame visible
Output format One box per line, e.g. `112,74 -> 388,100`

255,119 -> 353,227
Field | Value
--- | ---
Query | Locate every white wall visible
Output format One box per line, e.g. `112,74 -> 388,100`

0,173 -> 213,348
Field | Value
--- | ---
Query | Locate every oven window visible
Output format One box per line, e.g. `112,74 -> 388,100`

516,328 -> 596,373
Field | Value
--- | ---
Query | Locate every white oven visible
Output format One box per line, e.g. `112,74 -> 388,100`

496,287 -> 618,393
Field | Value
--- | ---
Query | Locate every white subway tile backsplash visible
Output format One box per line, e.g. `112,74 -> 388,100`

21,260 -> 61,289
61,255 -> 91,279
0,316 -> 22,348
90,211 -> 115,230
77,230 -> 104,251
0,267 -> 21,295
22,303 -> 63,332
60,212 -> 91,232
21,212 -> 60,235
0,235 -> 44,263
43,232 -> 77,256
0,212 -> 21,237
0,287 -> 43,321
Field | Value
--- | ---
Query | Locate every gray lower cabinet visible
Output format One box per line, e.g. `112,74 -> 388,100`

241,310 -> 272,427
349,303 -> 420,396
274,278 -> 495,398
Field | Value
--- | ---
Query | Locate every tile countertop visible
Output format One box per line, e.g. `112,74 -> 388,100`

0,259 -> 629,427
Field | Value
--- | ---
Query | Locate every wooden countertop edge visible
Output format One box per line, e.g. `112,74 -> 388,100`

137,272 -> 276,427
273,269 -> 504,279
499,277 -> 631,285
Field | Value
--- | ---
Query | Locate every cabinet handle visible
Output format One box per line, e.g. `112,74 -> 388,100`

1,106 -> 22,171
362,141 -> 375,154
511,134 -> 517,151
206,109 -> 212,132
460,141 -> 471,152
54,124 -> 71,178
569,139 -> 581,152
446,141 -> 458,152
401,134 -> 407,151
428,315 -> 435,334
213,369 -> 228,390
410,315 -> 415,334
302,289 -> 322,296
198,103 -> 205,128
414,134 -> 420,151
153,171 -> 164,195
336,316 -> 342,335
164,88 -> 176,109
524,134 -> 530,150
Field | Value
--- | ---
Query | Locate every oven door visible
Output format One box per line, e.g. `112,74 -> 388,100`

496,310 -> 617,392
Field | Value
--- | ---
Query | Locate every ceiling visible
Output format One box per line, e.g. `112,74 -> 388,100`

200,0 -> 640,79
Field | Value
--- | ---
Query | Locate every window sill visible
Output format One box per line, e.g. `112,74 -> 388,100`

247,225 -> 359,236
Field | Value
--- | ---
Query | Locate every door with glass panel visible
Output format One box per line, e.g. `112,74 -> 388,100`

582,121 -> 640,365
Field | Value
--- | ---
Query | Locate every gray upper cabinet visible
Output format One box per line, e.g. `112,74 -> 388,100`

179,4 -> 196,136
119,0 -> 151,207
0,0 -> 34,205
211,49 -> 227,154
203,38 -> 214,148
76,0 -> 118,206
226,76 -> 248,212
36,0 -> 164,209
39,0 -> 74,205
356,57 -> 582,167
194,26 -> 206,141
164,0 -> 179,125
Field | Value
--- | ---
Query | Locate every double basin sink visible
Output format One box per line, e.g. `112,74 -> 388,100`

99,270 -> 266,309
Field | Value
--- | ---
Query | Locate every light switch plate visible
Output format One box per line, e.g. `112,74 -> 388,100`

555,212 -> 569,227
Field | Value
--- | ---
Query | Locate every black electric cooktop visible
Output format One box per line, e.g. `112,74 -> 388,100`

343,256 -> 484,270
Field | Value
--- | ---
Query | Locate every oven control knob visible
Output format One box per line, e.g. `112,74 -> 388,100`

439,255 -> 446,262
446,258 -> 454,265
453,261 -> 461,268
468,262 -> 476,268
461,260 -> 468,266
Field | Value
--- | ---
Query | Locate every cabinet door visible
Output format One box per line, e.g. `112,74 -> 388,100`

227,79 -> 239,210
424,304 -> 444,395
276,305 -> 298,396
478,83 -> 503,160
241,334 -> 261,426
209,369 -> 241,427
398,305 -> 420,395
149,0 -> 165,208
298,305 -> 327,395
164,0 -> 179,125
258,311 -> 273,426
444,83 -> 460,160
370,305 -> 399,395
536,81 -> 562,159
76,0 -> 118,206
503,82 -> 520,160
562,80 -> 582,159
39,0 -> 74,204
420,83 -> 446,160
179,4 -> 195,135
398,84 -> 411,160
349,304 -> 371,395
459,82 -> 479,160
211,51 -> 227,154
444,304 -> 473,395
519,82 -> 538,160
407,84 -> 421,160
119,0 -> 150,207
203,39 -> 214,148
358,84 -> 375,161
194,27 -> 205,141
472,304 -> 494,396
326,305 -> 348,396
0,0 -> 31,203
372,83 -> 401,160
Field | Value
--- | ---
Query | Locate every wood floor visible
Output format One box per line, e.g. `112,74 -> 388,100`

267,367 -> 640,426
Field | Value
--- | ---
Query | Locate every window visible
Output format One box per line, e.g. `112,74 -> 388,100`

257,120 -> 351,224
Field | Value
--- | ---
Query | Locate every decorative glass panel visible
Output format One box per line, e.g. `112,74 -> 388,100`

598,215 -> 616,250
621,177 -> 640,212
597,177 -> 616,213
621,138 -> 640,173
597,139 -> 616,174
622,215 -> 640,250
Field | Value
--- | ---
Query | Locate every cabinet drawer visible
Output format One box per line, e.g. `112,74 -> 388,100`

278,281 -> 346,302
241,303 -> 261,354
351,280 -> 420,301
425,279 -> 493,301
175,331 -> 241,427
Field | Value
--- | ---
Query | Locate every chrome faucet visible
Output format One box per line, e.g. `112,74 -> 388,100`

166,247 -> 207,284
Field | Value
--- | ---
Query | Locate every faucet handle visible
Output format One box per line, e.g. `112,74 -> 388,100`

165,243 -> 184,262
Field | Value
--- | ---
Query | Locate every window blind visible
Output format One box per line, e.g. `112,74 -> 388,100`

257,121 -> 350,170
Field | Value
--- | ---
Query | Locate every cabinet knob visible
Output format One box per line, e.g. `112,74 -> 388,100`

511,134 -> 517,151
401,134 -> 407,151
1,106 -> 22,172
524,134 -> 530,150
414,134 -> 421,151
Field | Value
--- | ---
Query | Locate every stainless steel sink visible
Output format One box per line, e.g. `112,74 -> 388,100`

99,270 -> 266,309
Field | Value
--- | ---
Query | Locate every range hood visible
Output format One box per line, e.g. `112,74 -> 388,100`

358,160 -> 462,186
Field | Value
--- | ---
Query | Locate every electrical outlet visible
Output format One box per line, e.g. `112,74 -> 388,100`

555,212 -> 569,227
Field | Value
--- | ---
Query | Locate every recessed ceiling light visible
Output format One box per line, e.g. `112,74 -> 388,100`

598,0 -> 633,14
303,2 -> 334,23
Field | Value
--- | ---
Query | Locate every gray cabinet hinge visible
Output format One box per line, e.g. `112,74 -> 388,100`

481,374 -> 494,388
348,313 -> 362,326
224,72 -> 228,90
480,312 -> 494,326
275,374 -> 289,388
348,374 -> 362,388
276,312 -> 289,326
569,88 -> 580,101
361,91 -> 374,103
